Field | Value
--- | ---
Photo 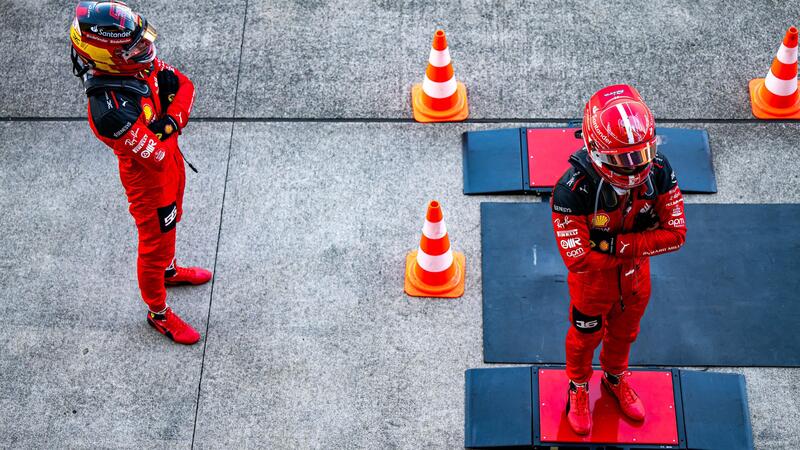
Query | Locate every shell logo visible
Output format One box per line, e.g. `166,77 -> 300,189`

143,104 -> 154,122
592,213 -> 610,228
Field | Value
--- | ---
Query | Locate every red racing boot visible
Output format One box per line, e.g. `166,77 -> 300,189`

165,260 -> 212,286
566,381 -> 592,435
147,307 -> 201,345
602,372 -> 646,421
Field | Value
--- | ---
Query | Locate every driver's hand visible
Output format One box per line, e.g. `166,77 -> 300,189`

633,208 -> 660,232
589,229 -> 617,255
148,115 -> 179,141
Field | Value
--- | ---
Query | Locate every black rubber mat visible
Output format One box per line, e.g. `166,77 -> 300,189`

481,202 -> 800,366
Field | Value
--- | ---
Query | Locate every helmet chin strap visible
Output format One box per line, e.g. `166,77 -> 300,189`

571,147 -> 621,212
612,185 -> 628,195
593,177 -> 604,219
71,46 -> 93,79
592,178 -> 629,218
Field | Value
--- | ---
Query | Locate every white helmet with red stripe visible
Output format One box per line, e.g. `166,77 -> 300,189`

582,84 -> 658,189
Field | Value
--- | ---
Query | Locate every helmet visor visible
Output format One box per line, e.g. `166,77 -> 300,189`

592,137 -> 657,169
122,22 -> 157,62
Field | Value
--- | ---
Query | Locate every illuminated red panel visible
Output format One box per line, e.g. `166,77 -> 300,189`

538,368 -> 679,445
527,128 -> 583,188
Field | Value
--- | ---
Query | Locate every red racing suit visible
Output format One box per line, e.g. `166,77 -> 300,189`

85,58 -> 195,312
550,149 -> 687,383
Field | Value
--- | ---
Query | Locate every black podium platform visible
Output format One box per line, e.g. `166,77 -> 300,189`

465,367 -> 753,449
462,127 -> 716,195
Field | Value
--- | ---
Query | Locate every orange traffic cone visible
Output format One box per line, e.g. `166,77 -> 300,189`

749,26 -> 800,119
404,200 -> 466,298
411,29 -> 469,122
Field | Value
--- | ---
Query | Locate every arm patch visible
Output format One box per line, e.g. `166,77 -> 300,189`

653,154 -> 678,194
552,173 -> 591,215
89,91 -> 142,140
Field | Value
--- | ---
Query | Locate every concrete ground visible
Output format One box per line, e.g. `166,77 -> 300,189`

1,1 -> 799,448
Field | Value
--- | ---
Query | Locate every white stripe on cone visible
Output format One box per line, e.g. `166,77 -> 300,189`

416,247 -> 454,273
422,219 -> 447,239
422,75 -> 458,99
776,43 -> 798,65
428,47 -> 451,67
765,71 -> 798,96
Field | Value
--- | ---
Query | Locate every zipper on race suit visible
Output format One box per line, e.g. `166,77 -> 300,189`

618,192 -> 633,312
617,267 -> 625,312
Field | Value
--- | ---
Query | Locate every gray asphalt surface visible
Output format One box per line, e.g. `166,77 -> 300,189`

1,1 -> 799,448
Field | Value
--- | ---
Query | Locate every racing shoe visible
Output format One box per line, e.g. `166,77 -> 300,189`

147,307 -> 201,345
165,262 -> 212,286
602,372 -> 646,421
566,381 -> 592,435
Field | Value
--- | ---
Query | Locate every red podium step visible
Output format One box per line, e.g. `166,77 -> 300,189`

526,127 -> 582,188
538,368 -> 679,446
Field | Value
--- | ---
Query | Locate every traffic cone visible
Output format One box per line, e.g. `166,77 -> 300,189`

411,29 -> 469,123
749,26 -> 800,119
404,200 -> 465,298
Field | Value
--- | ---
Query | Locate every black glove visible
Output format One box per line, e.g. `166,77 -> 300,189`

157,70 -> 180,107
589,229 -> 617,255
148,115 -> 179,141
633,208 -> 660,232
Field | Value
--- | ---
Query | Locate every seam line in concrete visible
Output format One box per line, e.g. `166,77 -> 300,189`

190,1 -> 248,446
1,116 -> 795,124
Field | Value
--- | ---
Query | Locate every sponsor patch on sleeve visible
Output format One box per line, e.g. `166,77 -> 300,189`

666,217 -> 685,228
553,204 -> 573,213
566,247 -> 585,258
112,121 -> 132,138
556,229 -> 579,237
559,237 -> 582,249
591,213 -> 610,228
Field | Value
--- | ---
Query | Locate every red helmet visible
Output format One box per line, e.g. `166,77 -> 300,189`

70,1 -> 157,77
582,84 -> 658,190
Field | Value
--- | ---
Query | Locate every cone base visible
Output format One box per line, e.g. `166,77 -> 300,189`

749,78 -> 800,119
404,251 -> 465,298
411,82 -> 469,123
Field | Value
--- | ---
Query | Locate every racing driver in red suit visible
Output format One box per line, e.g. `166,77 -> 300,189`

550,85 -> 687,435
70,1 -> 211,344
